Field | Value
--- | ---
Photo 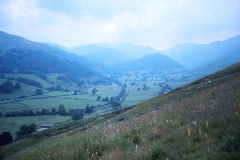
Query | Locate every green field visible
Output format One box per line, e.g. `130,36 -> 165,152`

0,115 -> 71,139
0,78 -> 122,138
2,63 -> 239,160
0,72 -> 196,142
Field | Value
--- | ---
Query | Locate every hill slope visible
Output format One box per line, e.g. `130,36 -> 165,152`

163,35 -> 240,69
0,31 -> 111,76
2,63 -> 239,159
81,48 -> 132,66
190,48 -> 240,78
112,53 -> 186,73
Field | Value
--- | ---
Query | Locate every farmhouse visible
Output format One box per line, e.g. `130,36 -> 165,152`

37,123 -> 55,132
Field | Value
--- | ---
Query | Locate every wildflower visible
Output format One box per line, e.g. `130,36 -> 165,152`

187,129 -> 191,137
135,145 -> 138,152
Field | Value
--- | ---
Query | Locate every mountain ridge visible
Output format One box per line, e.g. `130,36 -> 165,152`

162,34 -> 240,69
111,53 -> 186,74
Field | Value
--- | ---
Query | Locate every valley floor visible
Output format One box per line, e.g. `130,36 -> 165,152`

1,64 -> 240,160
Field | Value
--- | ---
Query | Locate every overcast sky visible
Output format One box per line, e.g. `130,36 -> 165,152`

0,0 -> 239,50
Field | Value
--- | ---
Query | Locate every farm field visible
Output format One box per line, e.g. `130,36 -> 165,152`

0,115 -> 71,139
0,72 -> 197,142
0,80 -> 122,137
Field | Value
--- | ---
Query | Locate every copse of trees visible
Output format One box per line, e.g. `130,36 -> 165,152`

46,85 -> 64,92
14,82 -> 21,90
85,105 -> 94,114
16,77 -> 42,88
57,75 -> 79,83
102,97 -> 109,102
0,65 -> 14,73
35,89 -> 43,95
36,73 -> 48,81
0,80 -> 21,94
70,109 -> 84,120
159,83 -> 172,94
0,80 -> 14,93
16,123 -> 37,138
111,101 -> 121,110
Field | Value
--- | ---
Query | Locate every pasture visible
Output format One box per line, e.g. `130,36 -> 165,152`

0,115 -> 71,139
0,72 -> 197,141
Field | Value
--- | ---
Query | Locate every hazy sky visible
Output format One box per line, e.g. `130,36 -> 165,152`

0,0 -> 239,50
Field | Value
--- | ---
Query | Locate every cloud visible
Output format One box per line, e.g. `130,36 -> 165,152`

0,0 -> 239,50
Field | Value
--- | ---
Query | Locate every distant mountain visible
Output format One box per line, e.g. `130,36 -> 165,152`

46,43 -> 71,52
190,49 -> 240,78
112,53 -> 186,74
68,44 -> 107,55
81,48 -> 132,66
49,42 -> 158,59
0,31 -> 111,76
162,35 -> 240,69
96,42 -> 158,58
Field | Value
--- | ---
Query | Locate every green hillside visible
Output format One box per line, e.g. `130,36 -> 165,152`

1,63 -> 240,159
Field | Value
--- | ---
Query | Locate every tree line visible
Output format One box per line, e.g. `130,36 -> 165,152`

2,104 -> 94,120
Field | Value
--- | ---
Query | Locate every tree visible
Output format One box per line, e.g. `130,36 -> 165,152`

74,90 -> 78,95
41,109 -> 48,115
56,85 -> 63,91
36,111 -> 41,115
85,105 -> 94,114
51,107 -> 57,115
110,96 -> 115,104
19,110 -> 28,116
91,88 -> 98,95
0,132 -> 13,146
27,110 -> 34,116
14,82 -> 21,90
101,96 -> 110,102
35,89 -> 43,95
58,104 -> 66,115
71,109 -> 84,120
97,96 -> 101,101
112,102 -> 121,110
0,80 -> 14,93
16,123 -> 37,138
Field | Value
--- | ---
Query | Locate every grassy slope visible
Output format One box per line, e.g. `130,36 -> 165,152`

1,63 -> 240,159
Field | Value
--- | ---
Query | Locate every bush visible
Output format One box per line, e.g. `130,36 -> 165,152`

0,132 -> 13,146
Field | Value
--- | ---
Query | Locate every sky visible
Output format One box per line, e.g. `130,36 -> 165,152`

0,0 -> 239,50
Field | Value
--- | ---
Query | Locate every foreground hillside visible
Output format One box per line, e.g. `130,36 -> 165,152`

1,63 -> 240,159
